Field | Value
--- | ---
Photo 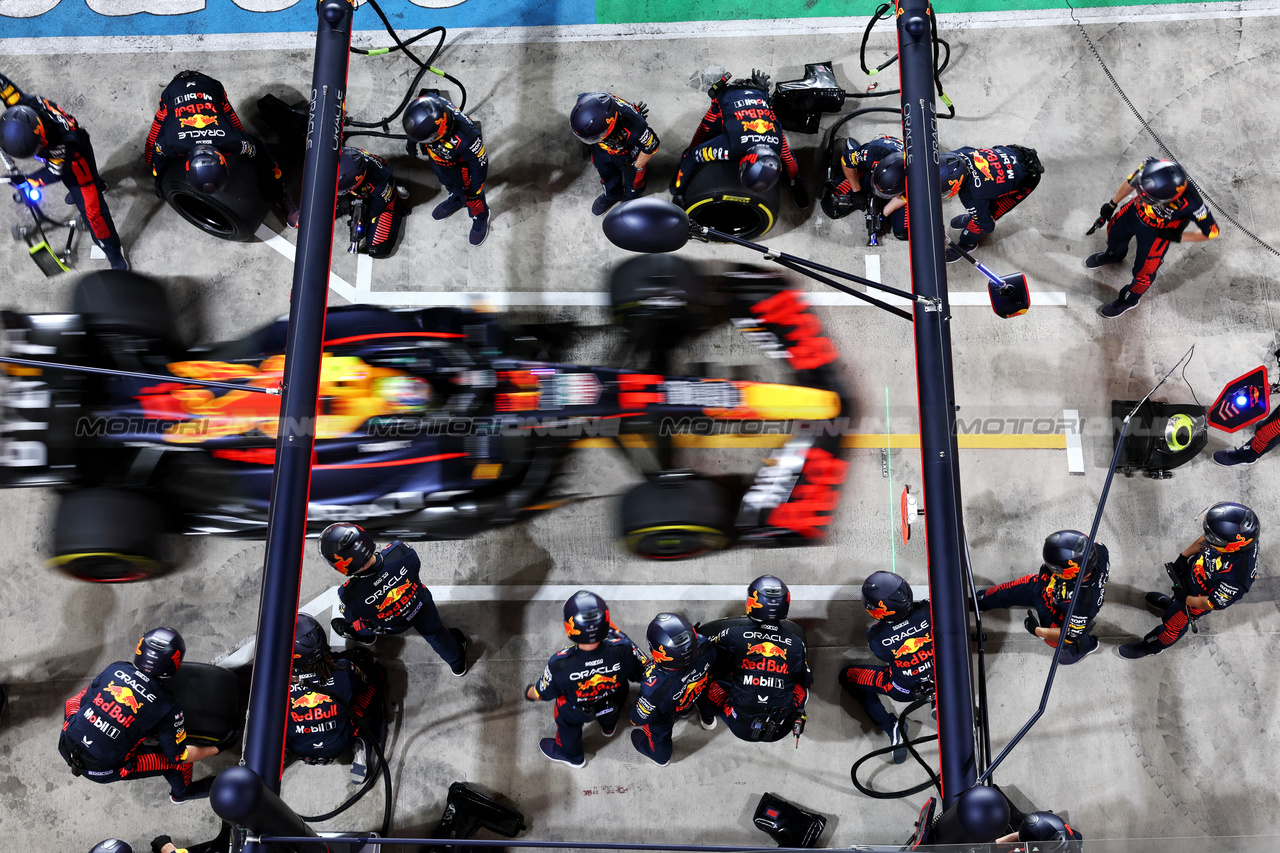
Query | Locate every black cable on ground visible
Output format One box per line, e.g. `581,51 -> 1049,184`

849,697 -> 942,799
1066,0 -> 1279,258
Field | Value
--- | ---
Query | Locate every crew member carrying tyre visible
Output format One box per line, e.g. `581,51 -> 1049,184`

403,92 -> 490,246
630,612 -> 717,767
821,135 -> 905,238
320,522 -> 469,675
672,70 -> 807,210
143,70 -> 299,228
337,147 -> 409,259
696,575 -> 811,744
976,530 -> 1109,665
286,613 -> 384,784
0,72 -> 127,270
1119,502 -> 1259,659
570,92 -> 659,217
524,591 -> 647,768
941,145 -> 1043,263
838,572 -> 934,764
58,628 -> 219,803
1084,158 -> 1219,319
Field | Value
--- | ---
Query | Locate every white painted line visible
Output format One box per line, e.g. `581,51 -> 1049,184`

254,223 -> 356,302
865,254 -> 881,285
212,582 -> 861,667
1064,408 -> 1085,476
89,245 -> 105,260
3,3 -> 1276,55
356,253 -> 373,295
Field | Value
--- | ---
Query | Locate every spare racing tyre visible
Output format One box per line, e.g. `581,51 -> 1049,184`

168,662 -> 243,749
620,471 -> 734,560
72,270 -> 182,351
50,488 -> 169,582
681,160 -> 780,241
158,152 -> 276,242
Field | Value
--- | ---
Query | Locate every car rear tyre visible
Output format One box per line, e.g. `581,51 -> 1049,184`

609,254 -> 714,345
680,160 -> 780,240
51,488 -> 168,582
158,154 -> 276,242
72,270 -> 182,352
620,473 -> 734,560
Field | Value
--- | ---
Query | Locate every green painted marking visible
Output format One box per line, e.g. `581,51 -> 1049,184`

597,0 -> 1217,24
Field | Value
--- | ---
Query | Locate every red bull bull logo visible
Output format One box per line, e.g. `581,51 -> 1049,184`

867,600 -> 892,620
675,674 -> 708,710
746,641 -> 787,659
895,636 -> 930,657
576,673 -> 618,698
333,556 -> 354,574
741,118 -> 774,134
178,113 -> 218,129
290,691 -> 339,722
104,682 -> 142,714
564,618 -> 580,638
379,582 -> 414,611
971,151 -> 994,181
746,590 -> 763,613
292,692 -> 329,709
651,645 -> 673,664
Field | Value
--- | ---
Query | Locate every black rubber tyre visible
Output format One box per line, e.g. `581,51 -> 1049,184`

681,160 -> 781,240
72,270 -> 181,348
159,152 -> 275,242
50,488 -> 168,582
620,473 -> 734,560
609,254 -> 714,344
167,662 -> 242,749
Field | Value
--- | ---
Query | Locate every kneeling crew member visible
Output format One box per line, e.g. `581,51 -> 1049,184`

1120,501 -> 1259,659
977,530 -> 1109,664
838,572 -> 934,764
58,628 -> 218,802
525,590 -> 646,768
287,613 -> 382,784
320,522 -> 469,675
630,612 -> 717,767
697,575 -> 810,743
941,145 -> 1043,262
144,69 -> 298,227
1086,157 -> 1219,318
403,92 -> 490,246
337,147 -> 408,259
570,91 -> 659,217
0,72 -> 126,269
673,70 -> 807,209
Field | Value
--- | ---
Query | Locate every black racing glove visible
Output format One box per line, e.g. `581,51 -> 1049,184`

634,100 -> 650,119
152,836 -> 174,853
1024,610 -> 1040,636
849,189 -> 870,212
331,617 -> 359,640
1165,555 -> 1191,602
751,68 -> 771,91
524,683 -> 539,701
1099,200 -> 1117,221
707,73 -> 730,100
405,138 -> 420,158
789,177 -> 810,209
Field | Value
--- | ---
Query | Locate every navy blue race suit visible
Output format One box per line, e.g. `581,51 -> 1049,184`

629,641 -> 717,764
1147,540 -> 1258,650
697,616 -> 811,743
340,147 -> 405,259
528,631 -> 647,761
144,70 -> 290,206
836,135 -> 907,238
586,94 -> 659,202
978,544 -> 1110,664
337,540 -> 464,669
286,654 -> 380,762
58,662 -> 200,797
954,145 -> 1043,249
674,84 -> 799,194
1102,157 -> 1219,298
839,602 -> 934,734
0,72 -> 123,266
414,103 -> 489,220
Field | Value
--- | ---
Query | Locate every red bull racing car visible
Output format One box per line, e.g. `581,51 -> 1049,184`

0,258 -> 849,581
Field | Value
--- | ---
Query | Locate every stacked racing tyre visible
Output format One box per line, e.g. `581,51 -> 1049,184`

680,160 -> 780,240
158,152 -> 277,242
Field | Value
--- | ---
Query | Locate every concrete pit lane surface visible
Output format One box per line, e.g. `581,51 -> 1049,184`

1,4 -> 1279,850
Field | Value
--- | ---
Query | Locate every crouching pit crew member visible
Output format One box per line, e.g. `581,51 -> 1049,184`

1086,157 -> 1219,318
58,628 -> 219,802
977,530 -> 1109,664
337,147 -> 409,259
570,91 -> 659,217
320,522 -> 470,675
287,613 -> 384,784
996,811 -> 1083,847
696,575 -> 811,743
630,612 -> 717,767
403,91 -> 490,246
942,144 -> 1043,263
144,69 -> 299,227
839,572 -> 933,764
1120,501 -> 1259,659
672,69 -> 807,209
525,590 -> 647,768
0,72 -> 126,269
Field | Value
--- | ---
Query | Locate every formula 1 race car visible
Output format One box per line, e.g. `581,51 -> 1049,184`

0,260 -> 849,581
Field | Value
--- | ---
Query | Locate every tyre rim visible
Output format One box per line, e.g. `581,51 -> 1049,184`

687,198 -> 772,239
48,552 -> 161,583
627,526 -> 729,560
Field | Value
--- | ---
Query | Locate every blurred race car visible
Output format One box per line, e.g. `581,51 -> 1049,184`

0,259 -> 849,581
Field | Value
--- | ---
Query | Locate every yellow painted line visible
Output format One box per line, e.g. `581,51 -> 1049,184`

568,434 -> 1066,450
